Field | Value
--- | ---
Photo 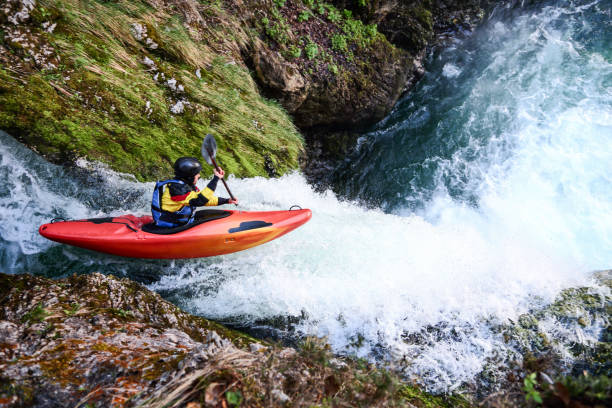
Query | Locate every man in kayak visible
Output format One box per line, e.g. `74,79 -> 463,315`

151,157 -> 238,228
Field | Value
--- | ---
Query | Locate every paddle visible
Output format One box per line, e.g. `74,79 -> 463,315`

201,134 -> 237,205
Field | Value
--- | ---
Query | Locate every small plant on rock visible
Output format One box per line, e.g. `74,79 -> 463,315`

298,10 -> 312,22
22,303 -> 50,324
331,34 -> 348,52
287,44 -> 302,59
225,390 -> 243,407
63,302 -> 80,316
305,41 -> 318,60
327,8 -> 342,24
523,372 -> 543,405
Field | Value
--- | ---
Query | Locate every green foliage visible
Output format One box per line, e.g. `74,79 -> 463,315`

73,56 -> 89,69
415,7 -> 433,31
331,34 -> 348,52
398,384 -> 472,408
298,10 -> 312,22
303,0 -> 315,7
342,19 -> 361,37
328,63 -> 338,75
63,302 -> 80,317
342,18 -> 378,47
21,303 -> 51,324
316,3 -> 326,15
365,23 -> 378,38
273,0 -> 286,8
553,374 -> 612,403
110,308 -> 133,319
261,12 -> 290,45
225,390 -> 243,406
36,5 -> 53,21
268,23 -> 289,44
287,44 -> 302,59
305,40 -> 318,60
327,8 -> 342,24
523,373 -> 543,405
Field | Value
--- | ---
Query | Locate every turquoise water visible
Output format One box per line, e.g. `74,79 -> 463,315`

332,0 -> 612,269
1,0 -> 610,392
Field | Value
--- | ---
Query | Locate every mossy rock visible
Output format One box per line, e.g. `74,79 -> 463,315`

0,0 -> 303,181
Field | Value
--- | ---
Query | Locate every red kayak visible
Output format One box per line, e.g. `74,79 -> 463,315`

39,208 -> 312,259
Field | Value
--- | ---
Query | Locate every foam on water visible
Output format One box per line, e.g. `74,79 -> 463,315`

1,0 -> 610,393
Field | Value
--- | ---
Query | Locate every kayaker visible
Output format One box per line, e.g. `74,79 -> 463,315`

151,157 -> 238,228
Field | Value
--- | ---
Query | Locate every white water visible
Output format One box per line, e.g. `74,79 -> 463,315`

1,0 -> 611,393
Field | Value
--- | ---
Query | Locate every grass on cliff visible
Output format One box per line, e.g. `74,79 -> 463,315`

249,0 -> 395,80
0,0 -> 303,180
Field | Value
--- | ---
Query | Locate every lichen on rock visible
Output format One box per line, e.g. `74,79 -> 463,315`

0,272 -> 256,407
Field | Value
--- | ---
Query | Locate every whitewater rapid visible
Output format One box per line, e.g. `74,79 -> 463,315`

1,0 -> 611,393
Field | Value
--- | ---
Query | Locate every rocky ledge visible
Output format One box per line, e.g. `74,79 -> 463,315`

0,272 -> 471,407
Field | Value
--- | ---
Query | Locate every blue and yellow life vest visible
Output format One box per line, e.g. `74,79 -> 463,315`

151,179 -> 195,228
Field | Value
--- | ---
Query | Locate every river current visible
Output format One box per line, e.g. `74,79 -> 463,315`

1,0 -> 610,392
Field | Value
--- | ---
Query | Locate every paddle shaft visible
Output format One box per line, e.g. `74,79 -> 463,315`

206,148 -> 236,204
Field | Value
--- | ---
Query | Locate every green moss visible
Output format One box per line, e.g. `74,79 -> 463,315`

91,342 -> 122,354
543,374 -> 612,406
414,7 -> 434,32
21,303 -> 51,324
397,385 -> 472,408
179,312 -> 260,350
109,308 -> 134,320
39,344 -> 80,386
142,352 -> 186,381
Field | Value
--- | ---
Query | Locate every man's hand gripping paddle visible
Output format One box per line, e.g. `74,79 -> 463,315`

201,134 -> 237,206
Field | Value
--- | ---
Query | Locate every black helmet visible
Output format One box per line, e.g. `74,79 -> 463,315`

174,157 -> 202,180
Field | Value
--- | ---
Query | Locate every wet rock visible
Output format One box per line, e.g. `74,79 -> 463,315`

279,347 -> 297,359
0,272 -> 257,407
271,388 -> 291,403
252,42 -> 309,112
249,342 -> 267,353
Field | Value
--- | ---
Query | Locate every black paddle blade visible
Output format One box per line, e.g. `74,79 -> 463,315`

201,134 -> 217,166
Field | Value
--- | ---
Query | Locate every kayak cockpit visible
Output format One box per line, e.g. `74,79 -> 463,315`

140,210 -> 231,235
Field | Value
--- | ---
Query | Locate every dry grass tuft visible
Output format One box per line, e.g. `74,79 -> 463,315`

135,336 -> 458,408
